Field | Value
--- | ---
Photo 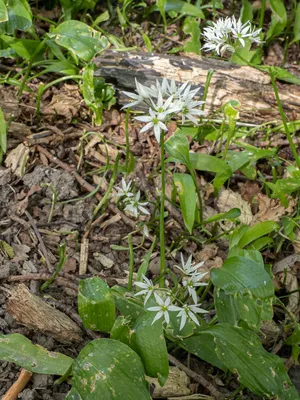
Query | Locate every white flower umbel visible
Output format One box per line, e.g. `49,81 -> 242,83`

182,272 -> 208,304
181,99 -> 205,125
177,304 -> 208,330
135,108 -> 168,143
134,275 -> 156,304
202,16 -> 262,56
114,178 -> 134,198
175,253 -> 205,276
123,78 -> 155,109
124,191 -> 150,218
147,293 -> 181,325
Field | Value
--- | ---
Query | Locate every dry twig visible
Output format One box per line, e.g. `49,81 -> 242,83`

2,369 -> 32,400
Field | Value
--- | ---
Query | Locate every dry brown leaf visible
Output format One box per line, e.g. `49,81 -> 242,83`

196,244 -> 218,261
238,181 -> 261,203
5,143 -> 30,177
217,188 -> 253,225
253,193 -> 296,223
147,367 -> 190,398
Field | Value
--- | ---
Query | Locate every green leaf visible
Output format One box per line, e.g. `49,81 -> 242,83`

0,35 -> 40,60
237,221 -> 279,248
165,132 -> 191,168
266,0 -> 287,39
173,173 -> 196,233
0,0 -> 32,34
152,0 -> 204,17
202,208 -> 241,224
48,20 -> 108,62
181,324 -> 299,399
292,3 -> 300,44
137,238 -> 157,281
183,16 -> 200,54
0,334 -> 73,375
110,316 -> 138,353
111,285 -> 145,322
71,339 -> 151,399
211,256 -> 274,329
78,277 -> 116,333
240,0 -> 253,23
134,312 -> 169,386
66,388 -> 83,400
0,107 -> 7,154
255,65 -> 300,85
189,153 -> 232,185
0,0 -> 8,23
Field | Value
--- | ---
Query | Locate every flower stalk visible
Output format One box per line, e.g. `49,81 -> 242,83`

159,132 -> 166,288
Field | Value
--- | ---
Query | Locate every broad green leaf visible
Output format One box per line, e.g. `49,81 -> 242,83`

58,0 -> 97,19
240,0 -> 253,23
0,106 -> 7,153
255,65 -> 300,85
48,20 -> 108,62
0,35 -> 40,60
71,339 -> 151,400
152,0 -> 204,17
183,16 -> 200,54
291,3 -> 300,44
66,388 -> 83,400
0,0 -> 8,23
40,60 -> 79,76
238,221 -> 279,248
0,0 -> 32,34
266,169 -> 300,206
0,334 -> 73,375
213,151 -> 249,190
202,208 -> 241,224
181,324 -> 299,399
165,132 -> 191,168
111,285 -> 145,322
266,0 -> 287,39
211,256 -> 274,329
134,312 -> 169,386
78,277 -> 116,333
174,173 -> 196,233
110,316 -> 138,353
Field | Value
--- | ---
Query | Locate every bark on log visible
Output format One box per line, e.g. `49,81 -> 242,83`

94,51 -> 300,125
6,284 -> 83,343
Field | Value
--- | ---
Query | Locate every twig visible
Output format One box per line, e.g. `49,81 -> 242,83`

79,238 -> 89,275
168,354 -> 225,400
2,369 -> 32,400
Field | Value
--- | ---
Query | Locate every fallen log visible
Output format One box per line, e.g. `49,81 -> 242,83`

94,51 -> 300,125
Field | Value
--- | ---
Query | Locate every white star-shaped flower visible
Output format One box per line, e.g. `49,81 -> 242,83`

182,273 -> 208,304
177,303 -> 208,330
124,191 -> 150,218
175,253 -> 205,276
147,293 -> 181,325
134,275 -> 156,304
135,108 -> 168,142
114,178 -> 134,198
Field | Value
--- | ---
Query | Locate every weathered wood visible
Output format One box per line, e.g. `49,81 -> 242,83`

94,51 -> 300,125
7,284 -> 83,343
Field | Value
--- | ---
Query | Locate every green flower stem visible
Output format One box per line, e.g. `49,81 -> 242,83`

188,167 -> 203,223
125,108 -> 130,173
128,234 -> 134,291
269,71 -> 300,170
159,132 -> 166,288
40,243 -> 67,291
259,0 -> 266,29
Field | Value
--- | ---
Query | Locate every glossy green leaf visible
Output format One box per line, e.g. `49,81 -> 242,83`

0,0 -> 32,34
181,324 -> 299,399
71,339 -> 151,399
0,35 -> 40,60
238,221 -> 279,248
111,285 -> 145,322
0,106 -> 7,153
48,20 -> 108,61
66,388 -> 83,400
241,0 -> 253,23
134,312 -> 169,386
110,316 -> 138,353
190,152 -> 231,175
174,173 -> 196,233
266,0 -> 287,39
211,256 -> 274,329
165,132 -> 191,168
203,208 -> 241,224
78,277 -> 116,333
183,16 -> 200,54
0,334 -> 73,375
0,0 -> 8,23
292,3 -> 300,43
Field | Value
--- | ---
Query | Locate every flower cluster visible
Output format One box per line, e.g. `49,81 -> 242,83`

134,254 -> 208,330
123,78 -> 205,142
202,16 -> 262,56
114,178 -> 149,218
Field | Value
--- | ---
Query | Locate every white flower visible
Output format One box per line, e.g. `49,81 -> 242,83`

175,253 -> 205,276
114,178 -> 134,198
151,90 -> 180,115
231,16 -> 262,47
122,78 -> 155,109
182,273 -> 208,304
201,16 -> 262,56
166,79 -> 190,99
177,303 -> 208,330
135,108 -> 168,142
124,191 -> 150,218
134,275 -> 156,304
147,294 -> 181,325
181,100 -> 205,125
